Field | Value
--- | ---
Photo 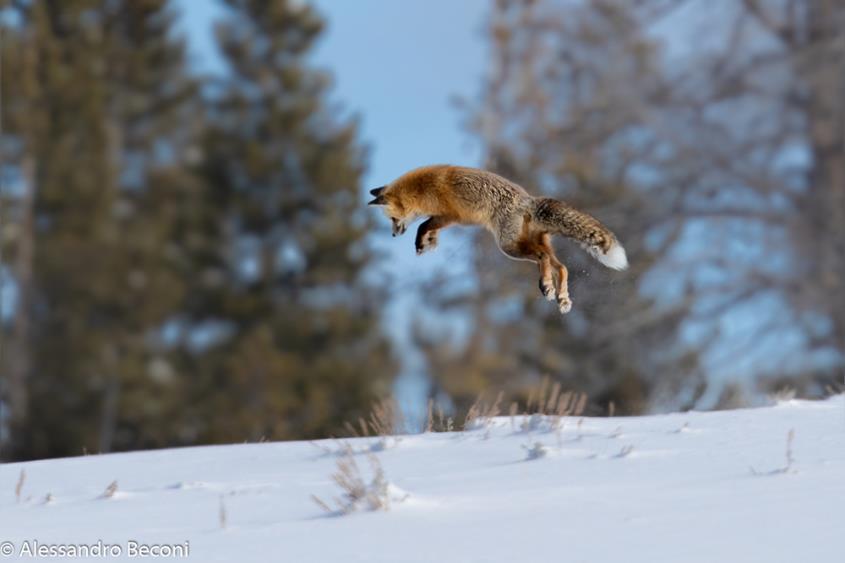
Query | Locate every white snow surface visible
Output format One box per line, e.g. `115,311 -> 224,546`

2,397 -> 843,562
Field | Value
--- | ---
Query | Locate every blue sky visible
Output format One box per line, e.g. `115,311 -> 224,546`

176,0 -> 487,182
176,0 -> 490,418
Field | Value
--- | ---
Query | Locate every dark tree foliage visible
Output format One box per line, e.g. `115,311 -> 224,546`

2,0 -> 195,459
163,0 -> 396,444
0,0 -> 396,461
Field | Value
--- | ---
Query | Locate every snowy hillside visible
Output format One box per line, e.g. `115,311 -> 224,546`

2,397 -> 843,562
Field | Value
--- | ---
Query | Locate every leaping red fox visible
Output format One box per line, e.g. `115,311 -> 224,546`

368,165 -> 628,313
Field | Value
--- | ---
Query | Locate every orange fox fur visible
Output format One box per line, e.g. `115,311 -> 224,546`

368,165 -> 628,313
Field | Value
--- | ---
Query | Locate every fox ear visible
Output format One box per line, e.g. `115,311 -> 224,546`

369,186 -> 386,196
368,194 -> 386,206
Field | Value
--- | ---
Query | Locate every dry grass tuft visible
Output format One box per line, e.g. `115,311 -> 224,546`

338,397 -> 406,452
522,441 -> 549,460
344,397 -> 405,439
343,380 -> 592,440
518,382 -> 588,436
824,376 -> 845,397
456,379 -> 590,439
312,451 -> 406,515
526,379 -> 588,418
464,391 -> 504,431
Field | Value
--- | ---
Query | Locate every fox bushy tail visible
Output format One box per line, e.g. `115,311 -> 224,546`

532,198 -> 628,270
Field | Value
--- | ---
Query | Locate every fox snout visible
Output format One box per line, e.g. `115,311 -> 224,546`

391,218 -> 407,237
367,185 -> 406,235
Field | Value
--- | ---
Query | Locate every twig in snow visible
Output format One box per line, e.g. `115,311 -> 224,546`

614,445 -> 635,458
750,428 -> 797,476
219,495 -> 227,529
100,480 -> 118,499
15,470 -> 25,503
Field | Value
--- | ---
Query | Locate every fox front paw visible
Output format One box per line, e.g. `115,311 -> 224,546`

415,230 -> 438,255
539,278 -> 556,302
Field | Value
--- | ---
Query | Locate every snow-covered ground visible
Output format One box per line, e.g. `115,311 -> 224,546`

2,397 -> 843,562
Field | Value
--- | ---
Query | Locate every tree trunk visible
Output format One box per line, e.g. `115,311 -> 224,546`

802,0 -> 845,358
3,155 -> 35,460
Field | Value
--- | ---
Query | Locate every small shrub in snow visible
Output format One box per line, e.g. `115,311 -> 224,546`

671,422 -> 690,434
312,453 -> 407,515
522,442 -> 549,460
768,387 -> 797,404
311,436 -> 401,458
521,413 -> 547,433
367,436 -> 400,452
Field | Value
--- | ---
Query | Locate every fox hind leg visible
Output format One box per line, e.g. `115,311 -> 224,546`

539,233 -> 571,314
537,254 -> 556,302
515,215 -> 555,303
549,253 -> 571,313
500,224 -> 571,314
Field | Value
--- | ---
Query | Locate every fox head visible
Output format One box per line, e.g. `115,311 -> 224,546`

368,186 -> 414,236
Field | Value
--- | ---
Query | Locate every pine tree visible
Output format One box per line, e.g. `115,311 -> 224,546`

170,0 -> 396,443
1,0 -> 195,460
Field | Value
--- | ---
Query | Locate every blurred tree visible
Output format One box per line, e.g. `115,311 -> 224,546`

418,0 -> 705,416
2,0 -> 397,460
1,0 -> 196,460
671,0 -> 845,389
420,0 -> 845,411
167,0 -> 396,443
0,1 -> 33,458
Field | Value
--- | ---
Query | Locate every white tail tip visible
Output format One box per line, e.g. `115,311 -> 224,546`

597,241 -> 628,270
